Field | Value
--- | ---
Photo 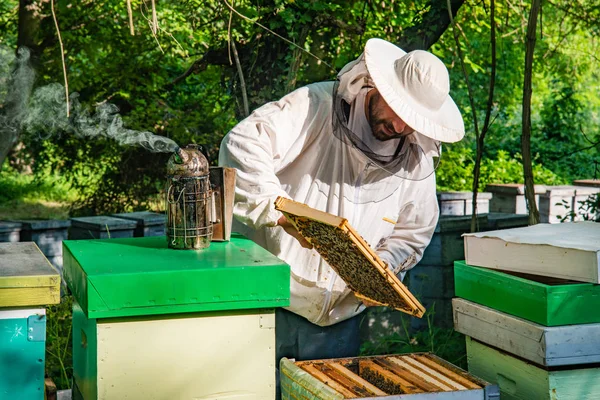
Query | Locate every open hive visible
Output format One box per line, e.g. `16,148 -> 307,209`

281,354 -> 497,399
274,197 -> 424,317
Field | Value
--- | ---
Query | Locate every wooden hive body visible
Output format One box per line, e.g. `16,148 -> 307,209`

281,354 -> 499,399
274,197 -> 425,317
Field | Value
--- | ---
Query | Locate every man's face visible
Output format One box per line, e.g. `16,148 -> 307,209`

366,89 -> 415,141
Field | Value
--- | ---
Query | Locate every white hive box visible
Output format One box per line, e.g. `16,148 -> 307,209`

463,221 -> 600,283
453,298 -> 600,367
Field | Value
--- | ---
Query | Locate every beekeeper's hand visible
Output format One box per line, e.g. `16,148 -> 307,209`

277,215 -> 313,249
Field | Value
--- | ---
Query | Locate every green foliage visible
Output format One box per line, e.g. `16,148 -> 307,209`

437,146 -> 566,192
46,295 -> 73,390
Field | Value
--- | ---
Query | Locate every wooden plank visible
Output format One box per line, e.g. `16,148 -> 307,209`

301,364 -> 358,398
359,360 -> 423,394
375,358 -> 442,393
274,197 -> 347,228
388,356 -> 455,391
401,355 -> 468,390
411,354 -> 481,389
313,364 -> 373,397
0,287 -> 60,307
328,362 -> 388,396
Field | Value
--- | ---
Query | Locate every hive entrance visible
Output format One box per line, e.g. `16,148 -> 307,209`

274,197 -> 424,317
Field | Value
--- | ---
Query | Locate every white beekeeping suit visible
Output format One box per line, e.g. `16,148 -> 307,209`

218,38 -> 465,327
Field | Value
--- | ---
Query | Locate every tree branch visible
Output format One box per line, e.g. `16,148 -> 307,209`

398,0 -> 466,51
521,0 -> 542,225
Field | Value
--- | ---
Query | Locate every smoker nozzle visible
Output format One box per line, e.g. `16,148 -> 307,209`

174,146 -> 189,164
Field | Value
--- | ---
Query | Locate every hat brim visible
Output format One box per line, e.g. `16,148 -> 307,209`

364,38 -> 465,143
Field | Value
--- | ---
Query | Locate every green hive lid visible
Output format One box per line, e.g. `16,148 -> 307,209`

63,234 -> 290,318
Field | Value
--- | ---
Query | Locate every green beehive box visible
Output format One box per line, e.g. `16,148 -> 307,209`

454,260 -> 600,326
63,234 -> 290,400
466,337 -> 600,400
63,234 -> 290,318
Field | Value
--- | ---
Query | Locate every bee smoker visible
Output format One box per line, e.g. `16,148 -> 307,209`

166,144 -> 236,250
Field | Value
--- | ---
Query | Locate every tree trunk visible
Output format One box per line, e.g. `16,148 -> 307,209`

522,0 -> 541,225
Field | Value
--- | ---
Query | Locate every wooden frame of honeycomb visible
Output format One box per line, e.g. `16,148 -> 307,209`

282,353 -> 490,398
274,197 -> 425,317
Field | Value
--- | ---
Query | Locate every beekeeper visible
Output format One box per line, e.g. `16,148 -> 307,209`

219,38 -> 464,363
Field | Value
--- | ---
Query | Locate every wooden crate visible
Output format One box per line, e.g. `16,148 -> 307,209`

463,222 -> 600,283
274,197 -> 424,317
454,261 -> 600,326
0,308 -> 47,399
466,337 -> 600,400
453,298 -> 600,367
281,354 -> 499,399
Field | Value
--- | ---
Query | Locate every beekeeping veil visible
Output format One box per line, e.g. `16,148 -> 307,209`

332,38 -> 465,182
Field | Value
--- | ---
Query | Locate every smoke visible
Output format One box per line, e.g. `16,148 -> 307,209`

0,47 -> 36,160
0,46 -> 179,155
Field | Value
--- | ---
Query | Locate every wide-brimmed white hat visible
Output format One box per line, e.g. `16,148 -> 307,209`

364,38 -> 465,143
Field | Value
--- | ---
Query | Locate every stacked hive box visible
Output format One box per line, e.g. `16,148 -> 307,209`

436,192 -> 492,216
110,211 -> 166,237
0,242 -> 60,399
69,216 -> 137,239
15,219 -> 71,271
484,183 -> 546,214
454,222 -> 600,399
63,234 -> 290,400
280,354 -> 499,399
539,185 -> 600,223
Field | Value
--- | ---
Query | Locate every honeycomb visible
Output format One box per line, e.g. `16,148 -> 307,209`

290,216 -> 412,311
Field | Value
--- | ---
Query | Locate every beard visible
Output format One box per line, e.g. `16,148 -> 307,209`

367,93 -> 404,141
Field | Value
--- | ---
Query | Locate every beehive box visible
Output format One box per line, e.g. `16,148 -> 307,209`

436,192 -> 493,216
0,242 -> 60,307
69,216 -> 137,240
274,197 -> 424,317
15,219 -> 71,270
281,354 -> 499,399
463,222 -> 600,283
538,185 -> 600,223
110,211 -> 166,237
466,337 -> 600,400
0,308 -> 47,399
0,242 -> 59,400
63,235 -> 290,399
484,184 -> 546,214
453,298 -> 600,367
0,221 -> 21,243
454,261 -> 600,326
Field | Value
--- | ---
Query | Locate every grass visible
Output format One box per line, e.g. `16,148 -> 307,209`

360,303 -> 468,370
46,295 -> 73,390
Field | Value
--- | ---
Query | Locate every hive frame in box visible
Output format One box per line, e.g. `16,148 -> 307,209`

281,354 -> 499,399
274,197 -> 425,317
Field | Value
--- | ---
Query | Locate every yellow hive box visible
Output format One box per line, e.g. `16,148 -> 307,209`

0,242 -> 60,307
